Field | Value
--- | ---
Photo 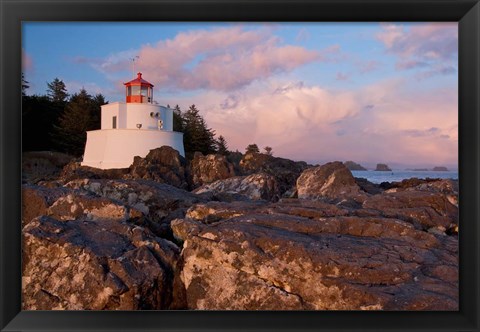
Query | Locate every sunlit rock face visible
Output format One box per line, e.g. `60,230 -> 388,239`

22,215 -> 183,310
172,199 -> 458,310
189,152 -> 236,188
193,173 -> 281,202
21,155 -> 458,311
297,161 -> 367,203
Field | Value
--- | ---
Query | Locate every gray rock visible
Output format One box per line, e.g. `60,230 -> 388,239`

193,173 -> 280,201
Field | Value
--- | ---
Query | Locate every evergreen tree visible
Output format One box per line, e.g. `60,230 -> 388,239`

182,104 -> 216,158
90,93 -> 107,129
52,89 -> 100,156
172,104 -> 183,132
47,78 -> 68,103
216,135 -> 229,155
22,94 -> 59,151
245,143 -> 259,154
264,146 -> 273,156
22,73 -> 29,96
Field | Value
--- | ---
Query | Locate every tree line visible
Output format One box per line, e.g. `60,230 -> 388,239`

22,77 -> 237,159
22,77 -> 104,156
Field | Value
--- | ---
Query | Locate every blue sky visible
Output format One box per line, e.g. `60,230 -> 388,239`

23,22 -> 458,168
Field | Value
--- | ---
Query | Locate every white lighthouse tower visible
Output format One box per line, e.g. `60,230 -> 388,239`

81,72 -> 185,169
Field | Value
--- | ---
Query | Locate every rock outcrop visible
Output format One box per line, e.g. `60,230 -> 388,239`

59,160 -> 129,183
375,163 -> 392,171
21,179 -> 206,310
362,189 -> 458,233
239,152 -> 309,196
58,146 -> 188,189
189,152 -> 236,188
172,200 -> 458,310
296,161 -> 367,202
125,146 -> 188,189
193,173 -> 280,202
22,152 -> 459,311
432,166 -> 449,171
63,179 -> 205,238
23,215 -> 184,310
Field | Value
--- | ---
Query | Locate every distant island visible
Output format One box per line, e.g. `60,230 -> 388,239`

406,167 -> 449,172
432,166 -> 449,171
344,161 -> 367,171
375,163 -> 392,171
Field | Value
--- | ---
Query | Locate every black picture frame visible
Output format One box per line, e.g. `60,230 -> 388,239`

1,0 -> 479,331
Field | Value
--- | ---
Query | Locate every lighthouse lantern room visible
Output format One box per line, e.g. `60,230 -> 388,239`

125,72 -> 154,104
81,72 -> 185,169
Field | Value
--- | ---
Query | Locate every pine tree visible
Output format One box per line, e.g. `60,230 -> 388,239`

90,93 -> 107,129
47,78 -> 68,103
216,135 -> 229,155
182,104 -> 216,158
264,146 -> 273,156
22,73 -> 29,96
52,89 -> 100,156
172,104 -> 183,132
245,144 -> 259,154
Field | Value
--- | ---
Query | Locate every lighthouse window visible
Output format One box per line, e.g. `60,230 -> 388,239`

112,116 -> 117,129
141,86 -> 148,96
133,86 -> 141,95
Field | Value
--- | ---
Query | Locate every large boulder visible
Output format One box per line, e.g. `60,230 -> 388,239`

189,152 -> 236,188
171,206 -> 458,310
296,161 -> 367,202
125,146 -> 188,189
22,215 -> 184,310
239,152 -> 309,196
193,173 -> 281,202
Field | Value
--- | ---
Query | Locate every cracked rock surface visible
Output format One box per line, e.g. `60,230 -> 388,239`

172,197 -> 458,310
22,157 -> 459,311
22,215 -> 183,310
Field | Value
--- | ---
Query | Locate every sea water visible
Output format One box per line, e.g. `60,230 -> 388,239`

351,170 -> 458,184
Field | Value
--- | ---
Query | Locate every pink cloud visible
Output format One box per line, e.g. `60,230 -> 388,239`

377,23 -> 458,78
171,78 -> 457,167
95,26 -> 333,91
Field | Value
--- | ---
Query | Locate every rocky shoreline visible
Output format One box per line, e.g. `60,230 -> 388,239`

21,147 -> 459,310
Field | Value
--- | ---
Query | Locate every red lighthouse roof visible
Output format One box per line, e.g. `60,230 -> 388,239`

123,72 -> 154,103
124,72 -> 154,87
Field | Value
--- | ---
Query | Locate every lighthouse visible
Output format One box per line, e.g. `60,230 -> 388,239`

81,72 -> 185,169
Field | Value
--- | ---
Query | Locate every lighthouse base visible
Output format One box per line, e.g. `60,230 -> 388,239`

81,129 -> 184,169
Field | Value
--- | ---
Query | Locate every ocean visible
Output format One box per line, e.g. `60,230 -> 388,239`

351,170 -> 458,184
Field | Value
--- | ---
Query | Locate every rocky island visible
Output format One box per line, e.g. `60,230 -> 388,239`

375,163 -> 392,171
22,148 -> 458,311
343,161 -> 367,171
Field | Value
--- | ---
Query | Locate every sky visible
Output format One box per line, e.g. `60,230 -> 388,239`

22,22 -> 458,169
